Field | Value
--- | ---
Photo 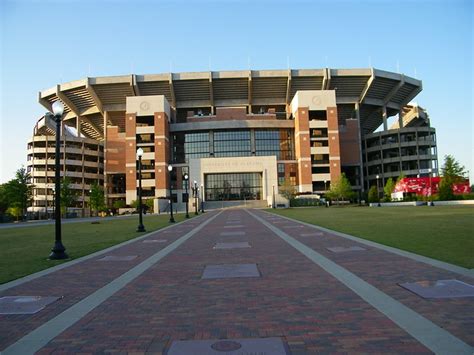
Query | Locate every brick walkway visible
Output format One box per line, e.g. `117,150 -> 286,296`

1,209 -> 472,354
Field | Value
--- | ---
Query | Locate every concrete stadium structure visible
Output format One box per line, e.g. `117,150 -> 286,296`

27,68 -> 438,214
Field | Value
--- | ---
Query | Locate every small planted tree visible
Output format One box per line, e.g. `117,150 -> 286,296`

439,154 -> 466,200
145,198 -> 154,213
279,179 -> 297,203
60,177 -> 76,218
89,182 -> 106,216
368,186 -> 378,203
326,173 -> 354,204
383,178 -> 395,202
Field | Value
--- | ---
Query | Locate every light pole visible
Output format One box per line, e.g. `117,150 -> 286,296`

136,148 -> 145,232
272,184 -> 276,209
89,188 -> 92,217
376,174 -> 381,207
428,168 -> 433,206
192,180 -> 199,215
168,164 -> 175,223
200,184 -> 205,213
48,101 -> 68,260
183,173 -> 189,218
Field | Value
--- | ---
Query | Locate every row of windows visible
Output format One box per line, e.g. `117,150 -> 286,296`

205,173 -> 262,201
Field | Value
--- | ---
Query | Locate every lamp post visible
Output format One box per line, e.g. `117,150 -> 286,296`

428,168 -> 433,206
376,174 -> 381,207
192,180 -> 199,215
136,148 -> 145,232
89,188 -> 92,217
183,173 -> 189,218
168,165 -> 175,223
48,101 -> 68,259
272,184 -> 276,209
200,184 -> 205,213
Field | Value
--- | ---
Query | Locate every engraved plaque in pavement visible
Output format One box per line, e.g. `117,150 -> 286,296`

98,255 -> 137,261
399,279 -> 474,299
142,239 -> 167,243
224,225 -> 244,228
0,296 -> 61,315
167,337 -> 288,354
220,231 -> 246,236
300,232 -> 324,237
213,242 -> 251,249
202,264 -> 260,279
326,246 -> 366,253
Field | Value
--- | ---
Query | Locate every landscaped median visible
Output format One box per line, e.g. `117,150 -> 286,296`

0,214 -> 191,284
267,205 -> 474,269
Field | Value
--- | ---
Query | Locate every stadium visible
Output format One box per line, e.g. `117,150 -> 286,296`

27,68 -> 438,216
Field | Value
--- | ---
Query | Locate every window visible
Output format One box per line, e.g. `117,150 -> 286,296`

205,173 -> 262,201
214,130 -> 251,157
255,129 -> 294,160
184,132 -> 210,161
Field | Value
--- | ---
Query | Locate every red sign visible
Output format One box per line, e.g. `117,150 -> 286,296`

393,177 -> 470,196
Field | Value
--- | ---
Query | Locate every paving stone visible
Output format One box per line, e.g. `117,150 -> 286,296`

223,225 -> 244,228
213,242 -> 251,250
167,337 -> 288,354
220,231 -> 246,236
326,246 -> 366,253
98,255 -> 137,261
399,279 -> 474,299
201,264 -> 260,279
300,232 -> 324,237
0,296 -> 61,315
142,239 -> 167,243
282,225 -> 304,229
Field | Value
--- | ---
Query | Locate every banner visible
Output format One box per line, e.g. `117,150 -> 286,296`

393,177 -> 470,196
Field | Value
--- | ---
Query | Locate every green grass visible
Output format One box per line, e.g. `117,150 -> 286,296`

267,205 -> 474,269
0,214 -> 190,285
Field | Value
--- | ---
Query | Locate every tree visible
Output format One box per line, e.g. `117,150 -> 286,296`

112,200 -> 126,210
145,198 -> 154,213
7,206 -> 22,221
383,178 -> 395,202
441,155 -> 466,182
89,182 -> 105,215
439,155 -> 466,200
1,167 -> 33,220
326,173 -> 355,204
279,179 -> 297,202
368,186 -> 378,203
60,177 -> 76,217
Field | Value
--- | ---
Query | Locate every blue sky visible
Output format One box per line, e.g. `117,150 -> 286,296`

0,0 -> 472,182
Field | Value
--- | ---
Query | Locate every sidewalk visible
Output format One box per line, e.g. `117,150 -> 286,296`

1,209 -> 472,354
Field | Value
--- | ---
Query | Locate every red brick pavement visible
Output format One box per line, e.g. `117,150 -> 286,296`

0,213 -> 217,351
253,209 -> 474,347
32,209 -> 431,354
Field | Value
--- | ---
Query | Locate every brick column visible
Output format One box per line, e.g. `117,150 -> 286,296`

294,107 -> 312,192
154,112 -> 170,198
125,113 -> 137,204
327,107 -> 341,183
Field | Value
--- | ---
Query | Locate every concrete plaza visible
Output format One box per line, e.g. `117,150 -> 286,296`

0,209 -> 473,354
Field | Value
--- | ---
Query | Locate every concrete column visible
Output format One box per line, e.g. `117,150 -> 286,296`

103,111 -> 108,205
398,110 -> 403,128
355,102 -> 365,192
382,106 -> 388,131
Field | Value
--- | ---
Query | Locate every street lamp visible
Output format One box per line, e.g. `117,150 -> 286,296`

376,174 -> 381,207
192,180 -> 199,215
168,164 -> 175,223
183,173 -> 189,218
201,184 -> 205,213
136,148 -> 145,232
89,188 -> 92,217
48,100 -> 68,259
272,184 -> 276,209
428,168 -> 433,206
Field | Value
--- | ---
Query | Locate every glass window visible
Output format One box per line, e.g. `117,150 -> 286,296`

205,172 -> 262,201
184,132 -> 210,161
255,129 -> 294,160
213,130 -> 251,157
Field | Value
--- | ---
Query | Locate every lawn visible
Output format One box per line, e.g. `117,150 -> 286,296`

267,205 -> 474,269
0,214 -> 190,285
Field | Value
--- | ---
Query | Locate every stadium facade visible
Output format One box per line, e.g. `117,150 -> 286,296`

27,68 -> 438,216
